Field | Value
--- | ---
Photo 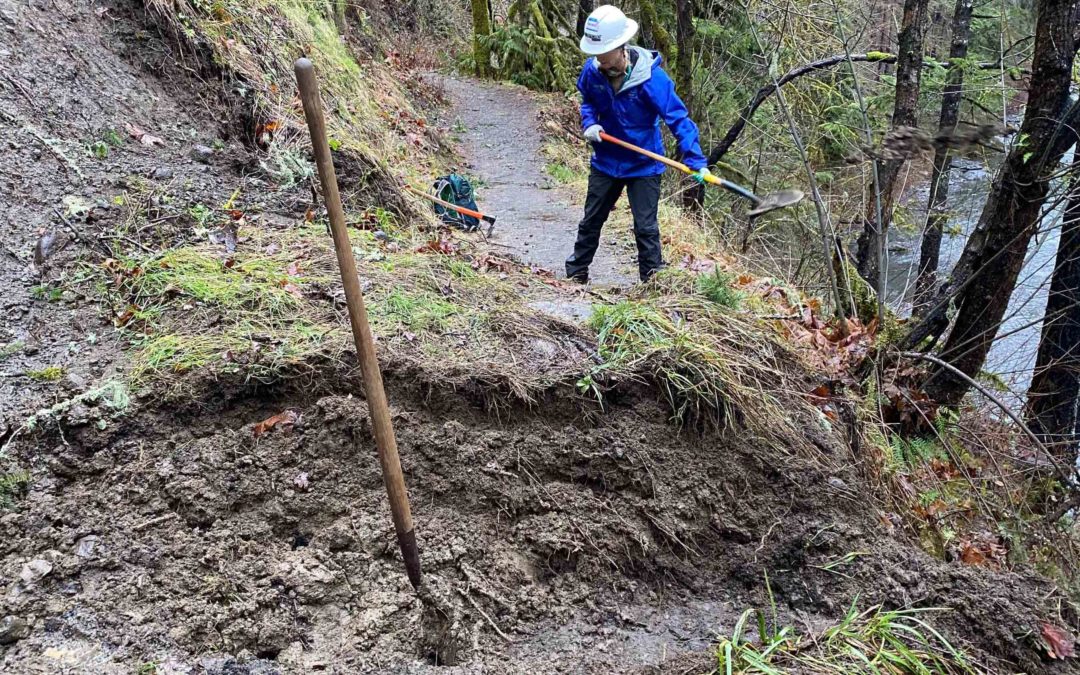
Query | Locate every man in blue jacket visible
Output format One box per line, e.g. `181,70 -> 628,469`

566,4 -> 711,283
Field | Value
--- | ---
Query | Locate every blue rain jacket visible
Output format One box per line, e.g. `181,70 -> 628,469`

579,46 -> 707,178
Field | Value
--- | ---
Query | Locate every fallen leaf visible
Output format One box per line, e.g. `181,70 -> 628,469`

282,282 -> 303,299
140,133 -> 165,147
114,305 -> 138,327
253,409 -> 300,437
286,261 -> 302,276
959,542 -> 986,566
1041,622 -> 1075,659
416,238 -> 458,255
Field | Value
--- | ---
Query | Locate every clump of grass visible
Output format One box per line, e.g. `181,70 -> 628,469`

0,341 -> 25,361
585,295 -> 806,445
0,470 -> 30,509
26,366 -> 64,381
30,285 -> 64,303
124,246 -> 330,317
545,161 -> 576,184
540,139 -> 589,192
696,268 -> 742,308
717,602 -> 975,674
378,288 -> 463,334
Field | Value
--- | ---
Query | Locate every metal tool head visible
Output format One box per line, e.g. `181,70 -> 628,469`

747,189 -> 805,218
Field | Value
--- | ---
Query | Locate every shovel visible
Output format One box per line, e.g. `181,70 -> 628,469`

597,132 -> 804,217
404,185 -> 497,237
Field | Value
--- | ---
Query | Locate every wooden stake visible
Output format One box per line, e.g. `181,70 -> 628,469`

294,57 -> 421,589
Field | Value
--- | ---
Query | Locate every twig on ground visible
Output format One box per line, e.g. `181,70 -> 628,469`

458,589 -> 514,643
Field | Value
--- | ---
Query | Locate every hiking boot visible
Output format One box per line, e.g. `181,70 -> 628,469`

567,271 -> 589,284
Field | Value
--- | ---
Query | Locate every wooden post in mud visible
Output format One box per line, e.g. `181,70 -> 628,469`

294,58 -> 422,589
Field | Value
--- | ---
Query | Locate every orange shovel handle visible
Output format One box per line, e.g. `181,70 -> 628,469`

405,185 -> 495,224
598,132 -> 693,175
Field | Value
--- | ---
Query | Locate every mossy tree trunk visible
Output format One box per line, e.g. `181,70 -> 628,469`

471,0 -> 493,77
637,0 -> 675,62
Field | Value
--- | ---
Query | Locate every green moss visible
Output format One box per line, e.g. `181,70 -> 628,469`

26,366 -> 64,381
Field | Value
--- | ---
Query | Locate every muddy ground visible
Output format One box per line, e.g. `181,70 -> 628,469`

0,1 -> 1078,673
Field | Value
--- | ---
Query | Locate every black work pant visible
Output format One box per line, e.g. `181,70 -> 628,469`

565,168 -> 663,282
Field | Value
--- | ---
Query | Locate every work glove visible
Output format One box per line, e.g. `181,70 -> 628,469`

691,167 -> 713,185
584,124 -> 604,144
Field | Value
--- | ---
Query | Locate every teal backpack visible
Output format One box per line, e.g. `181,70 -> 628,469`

431,174 -> 481,231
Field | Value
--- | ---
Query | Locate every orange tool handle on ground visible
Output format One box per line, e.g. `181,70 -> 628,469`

405,185 -> 496,225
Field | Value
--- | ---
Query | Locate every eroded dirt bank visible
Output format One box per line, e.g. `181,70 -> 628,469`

3,377 -> 1068,673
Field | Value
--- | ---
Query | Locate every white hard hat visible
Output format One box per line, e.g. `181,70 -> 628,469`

579,5 -> 638,55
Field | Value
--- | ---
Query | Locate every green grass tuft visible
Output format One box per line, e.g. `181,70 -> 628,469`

585,297 -> 796,437
0,471 -> 30,509
696,268 -> 742,308
716,602 -> 975,674
0,341 -> 25,361
545,161 -> 576,184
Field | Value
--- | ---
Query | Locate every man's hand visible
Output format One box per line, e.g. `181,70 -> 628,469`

691,167 -> 713,185
584,124 -> 604,144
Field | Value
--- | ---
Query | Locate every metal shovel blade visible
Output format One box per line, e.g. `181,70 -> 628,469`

747,189 -> 805,218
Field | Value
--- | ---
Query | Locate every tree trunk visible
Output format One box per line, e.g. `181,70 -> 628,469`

1024,163 -> 1080,462
913,0 -> 973,314
637,0 -> 675,61
576,0 -> 592,37
675,0 -> 695,110
675,0 -> 704,211
922,0 -> 1080,405
855,0 -> 931,297
470,0 -> 493,78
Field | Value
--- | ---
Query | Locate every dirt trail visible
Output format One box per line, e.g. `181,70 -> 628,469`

436,76 -> 636,287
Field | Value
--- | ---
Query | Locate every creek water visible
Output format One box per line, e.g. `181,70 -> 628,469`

883,146 -> 1074,403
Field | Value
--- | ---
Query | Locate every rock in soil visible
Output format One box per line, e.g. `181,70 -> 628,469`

190,144 -> 215,163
